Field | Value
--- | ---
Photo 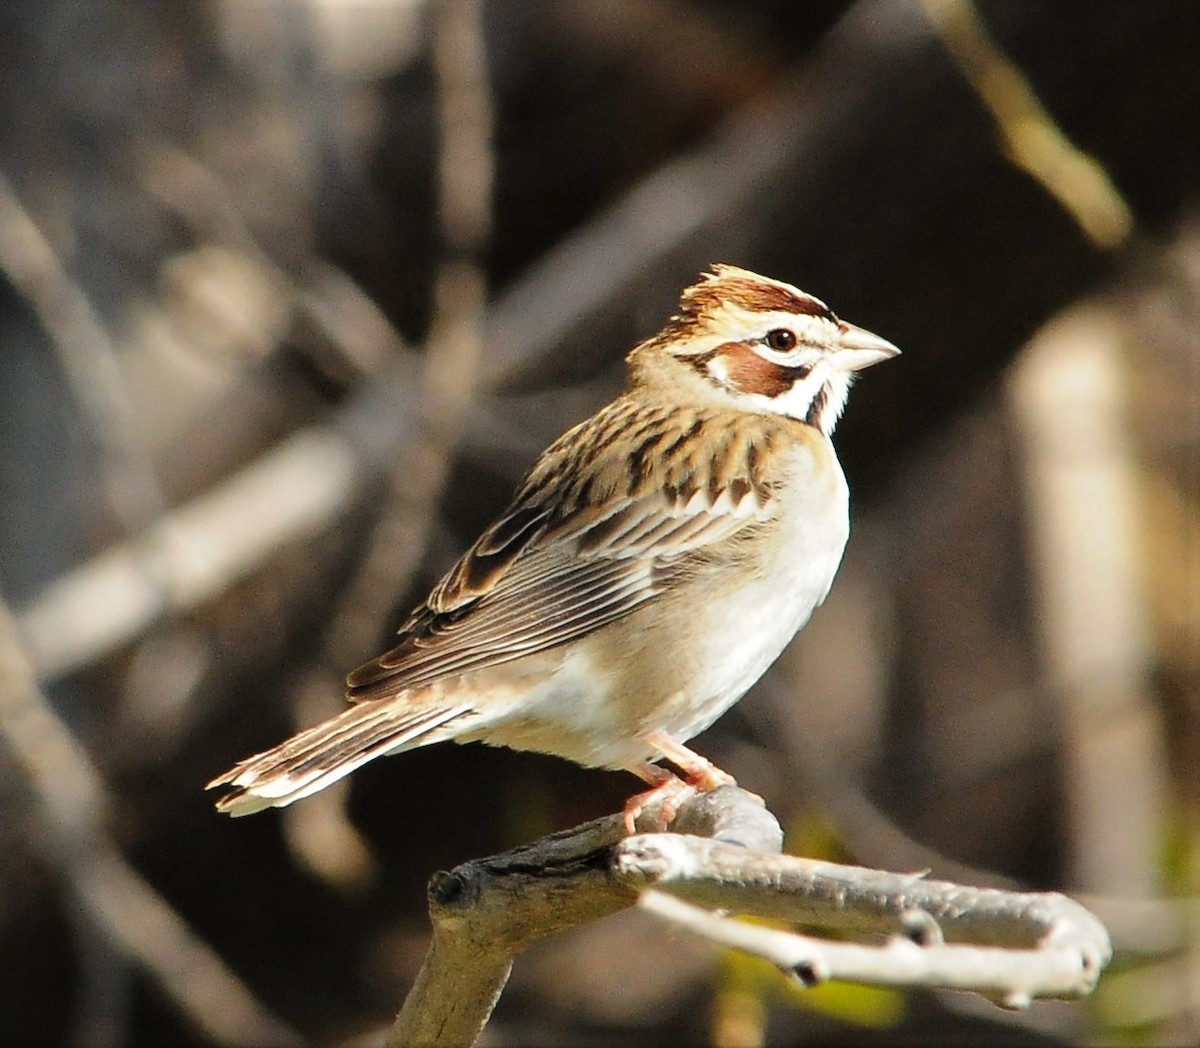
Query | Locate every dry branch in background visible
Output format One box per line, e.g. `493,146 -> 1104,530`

1009,305 -> 1167,899
389,787 -> 1110,1048
0,174 -> 168,534
919,0 -> 1133,249
0,594 -> 302,1047
280,0 -> 498,887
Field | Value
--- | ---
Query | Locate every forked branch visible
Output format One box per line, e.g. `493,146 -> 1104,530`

389,787 -> 1110,1046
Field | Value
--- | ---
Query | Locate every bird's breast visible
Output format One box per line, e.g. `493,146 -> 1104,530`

459,431 -> 851,771
601,432 -> 851,750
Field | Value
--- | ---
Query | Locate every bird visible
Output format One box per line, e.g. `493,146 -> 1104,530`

208,265 -> 899,827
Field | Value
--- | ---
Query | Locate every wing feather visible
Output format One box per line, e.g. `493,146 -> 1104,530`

346,402 -> 805,701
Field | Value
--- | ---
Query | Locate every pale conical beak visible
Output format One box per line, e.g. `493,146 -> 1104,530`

835,321 -> 901,371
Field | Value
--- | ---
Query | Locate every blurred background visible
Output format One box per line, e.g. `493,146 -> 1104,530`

1,0 -> 1198,1044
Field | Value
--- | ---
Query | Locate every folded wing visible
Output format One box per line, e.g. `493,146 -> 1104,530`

346,404 -> 792,700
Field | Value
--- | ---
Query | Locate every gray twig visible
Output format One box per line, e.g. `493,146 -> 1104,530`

389,787 -> 1109,1046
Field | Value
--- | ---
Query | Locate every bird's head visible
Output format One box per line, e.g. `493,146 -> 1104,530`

628,264 -> 899,435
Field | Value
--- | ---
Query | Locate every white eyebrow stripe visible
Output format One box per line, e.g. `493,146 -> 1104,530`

713,305 -> 834,331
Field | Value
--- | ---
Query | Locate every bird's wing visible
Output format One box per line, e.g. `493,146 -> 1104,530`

346,403 -> 806,699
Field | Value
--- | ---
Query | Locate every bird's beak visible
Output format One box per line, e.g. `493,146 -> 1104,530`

835,321 -> 901,371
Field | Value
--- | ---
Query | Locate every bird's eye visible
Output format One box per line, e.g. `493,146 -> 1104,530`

765,328 -> 797,352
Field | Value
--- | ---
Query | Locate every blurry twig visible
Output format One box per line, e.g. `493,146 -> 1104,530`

1008,304 -> 1167,898
920,0 -> 1133,249
280,0 -> 496,887
19,427 -> 364,678
0,171 -> 158,1048
0,174 -> 168,532
0,594 -> 302,1047
318,0 -> 493,676
134,140 -> 404,378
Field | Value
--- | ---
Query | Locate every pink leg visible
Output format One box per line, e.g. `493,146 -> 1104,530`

643,730 -> 737,791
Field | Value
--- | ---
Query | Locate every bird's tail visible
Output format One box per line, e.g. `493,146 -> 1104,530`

207,700 -> 470,816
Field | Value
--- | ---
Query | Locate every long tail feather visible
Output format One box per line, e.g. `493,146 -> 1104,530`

207,701 -> 470,816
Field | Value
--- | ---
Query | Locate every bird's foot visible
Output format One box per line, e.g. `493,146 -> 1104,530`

623,732 -> 757,833
624,763 -> 695,834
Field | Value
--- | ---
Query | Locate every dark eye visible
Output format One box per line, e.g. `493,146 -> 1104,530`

765,328 -> 797,352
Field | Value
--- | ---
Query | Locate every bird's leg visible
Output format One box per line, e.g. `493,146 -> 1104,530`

643,730 -> 737,791
624,763 -> 693,834
623,734 -> 747,834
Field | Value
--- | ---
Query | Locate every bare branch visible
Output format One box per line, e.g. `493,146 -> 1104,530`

639,889 -> 1100,1009
389,788 -> 1108,1046
388,786 -> 781,1048
615,835 -> 1109,965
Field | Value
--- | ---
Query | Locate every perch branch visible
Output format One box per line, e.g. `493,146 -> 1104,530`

388,787 -> 780,1047
621,839 -> 1109,1006
615,834 -> 1109,960
389,787 -> 1108,1046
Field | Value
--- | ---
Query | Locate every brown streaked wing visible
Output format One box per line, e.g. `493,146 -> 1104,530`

346,405 -> 798,700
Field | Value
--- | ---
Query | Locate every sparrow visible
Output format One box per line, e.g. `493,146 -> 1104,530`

208,265 -> 898,826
